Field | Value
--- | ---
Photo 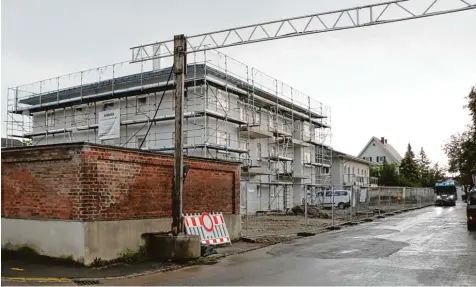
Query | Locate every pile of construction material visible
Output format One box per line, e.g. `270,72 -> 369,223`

291,205 -> 329,219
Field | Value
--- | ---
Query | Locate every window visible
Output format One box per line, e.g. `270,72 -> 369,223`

269,113 -> 275,129
137,97 -> 147,114
369,157 -> 373,162
303,122 -> 311,137
257,142 -> 262,160
269,146 -> 276,157
217,131 -> 229,146
240,140 -> 248,151
217,90 -> 229,111
357,168 -> 360,176
323,167 -> 330,174
239,106 -> 245,121
73,107 -> 85,126
304,152 -> 311,163
46,111 -> 55,127
103,101 -> 115,111
137,136 -> 147,149
376,156 -> 386,163
254,110 -> 261,125
352,166 -> 355,175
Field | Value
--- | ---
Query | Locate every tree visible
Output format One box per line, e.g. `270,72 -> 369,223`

427,163 -> 445,187
378,162 -> 400,186
444,86 -> 476,192
399,143 -> 420,186
417,147 -> 431,187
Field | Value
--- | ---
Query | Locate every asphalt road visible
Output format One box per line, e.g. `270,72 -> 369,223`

105,203 -> 476,286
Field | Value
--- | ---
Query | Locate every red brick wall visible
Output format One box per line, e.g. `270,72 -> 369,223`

1,143 -> 240,221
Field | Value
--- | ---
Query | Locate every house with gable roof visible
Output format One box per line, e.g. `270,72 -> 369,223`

358,136 -> 403,166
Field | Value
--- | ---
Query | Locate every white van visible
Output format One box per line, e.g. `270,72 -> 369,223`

317,190 -> 351,209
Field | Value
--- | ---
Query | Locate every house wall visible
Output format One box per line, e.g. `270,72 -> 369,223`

1,143 -> 241,264
359,138 -> 396,165
331,156 -> 370,188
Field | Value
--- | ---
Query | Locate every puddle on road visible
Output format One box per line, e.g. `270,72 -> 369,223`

268,237 -> 409,260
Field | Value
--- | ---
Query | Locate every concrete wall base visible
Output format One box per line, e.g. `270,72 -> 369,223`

2,215 -> 241,265
145,234 -> 200,261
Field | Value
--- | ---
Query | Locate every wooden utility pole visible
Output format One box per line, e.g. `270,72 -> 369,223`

172,34 -> 186,236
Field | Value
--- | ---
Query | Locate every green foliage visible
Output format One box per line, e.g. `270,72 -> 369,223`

399,143 -> 420,186
444,86 -> 476,190
22,139 -> 33,146
378,162 -> 400,186
373,145 -> 445,187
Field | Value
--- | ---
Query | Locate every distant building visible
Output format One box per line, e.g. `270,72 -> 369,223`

332,150 -> 378,188
358,136 -> 402,166
1,138 -> 23,148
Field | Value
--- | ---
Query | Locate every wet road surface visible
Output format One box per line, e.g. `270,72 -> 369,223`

105,203 -> 476,286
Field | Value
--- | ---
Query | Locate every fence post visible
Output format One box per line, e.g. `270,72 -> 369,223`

389,188 -> 392,211
245,184 -> 248,237
331,185 -> 335,226
350,186 -> 353,222
402,187 -> 407,209
378,187 -> 381,216
304,185 -> 308,231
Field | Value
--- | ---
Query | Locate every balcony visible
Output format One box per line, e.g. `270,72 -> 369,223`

342,175 -> 379,187
240,159 -> 273,176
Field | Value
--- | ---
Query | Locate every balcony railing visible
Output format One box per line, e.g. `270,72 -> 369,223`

343,175 -> 378,187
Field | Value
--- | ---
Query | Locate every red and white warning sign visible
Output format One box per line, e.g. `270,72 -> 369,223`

183,212 -> 231,246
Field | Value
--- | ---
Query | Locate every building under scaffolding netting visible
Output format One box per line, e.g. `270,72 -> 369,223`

6,50 -> 332,214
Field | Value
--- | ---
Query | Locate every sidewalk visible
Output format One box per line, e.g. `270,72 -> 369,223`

1,241 -> 264,283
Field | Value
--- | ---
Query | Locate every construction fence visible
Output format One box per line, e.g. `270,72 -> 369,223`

241,185 -> 435,239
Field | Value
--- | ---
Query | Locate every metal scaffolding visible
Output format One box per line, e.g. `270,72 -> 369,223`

6,49 -> 331,214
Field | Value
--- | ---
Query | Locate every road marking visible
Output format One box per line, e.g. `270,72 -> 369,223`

1,277 -> 72,282
10,268 -> 24,271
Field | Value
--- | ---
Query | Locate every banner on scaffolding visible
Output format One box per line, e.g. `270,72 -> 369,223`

98,109 -> 120,140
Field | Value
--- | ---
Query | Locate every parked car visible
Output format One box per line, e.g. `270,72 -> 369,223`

317,190 -> 351,209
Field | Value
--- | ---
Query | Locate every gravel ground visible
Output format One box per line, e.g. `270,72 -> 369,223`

241,204 -> 427,238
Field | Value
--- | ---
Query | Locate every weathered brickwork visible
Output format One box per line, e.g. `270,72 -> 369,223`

1,143 -> 240,221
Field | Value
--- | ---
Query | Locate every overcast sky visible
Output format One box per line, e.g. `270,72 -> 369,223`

2,0 -> 475,166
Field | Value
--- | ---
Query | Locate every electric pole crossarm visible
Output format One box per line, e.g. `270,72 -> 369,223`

130,0 -> 475,62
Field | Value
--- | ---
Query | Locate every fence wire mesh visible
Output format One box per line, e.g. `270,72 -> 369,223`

242,185 -> 435,239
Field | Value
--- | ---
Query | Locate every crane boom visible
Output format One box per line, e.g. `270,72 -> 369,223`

130,0 -> 475,62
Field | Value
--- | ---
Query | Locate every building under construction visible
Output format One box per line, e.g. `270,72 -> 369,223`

6,50 -> 332,214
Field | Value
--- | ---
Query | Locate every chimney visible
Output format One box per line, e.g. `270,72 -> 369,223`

385,139 -> 388,144
381,137 -> 385,144
152,45 -> 163,71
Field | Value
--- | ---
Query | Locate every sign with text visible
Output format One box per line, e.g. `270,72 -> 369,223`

98,109 -> 120,140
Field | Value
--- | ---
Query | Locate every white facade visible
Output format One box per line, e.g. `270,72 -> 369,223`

358,137 -> 402,166
331,151 -> 377,188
